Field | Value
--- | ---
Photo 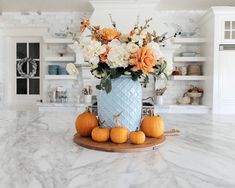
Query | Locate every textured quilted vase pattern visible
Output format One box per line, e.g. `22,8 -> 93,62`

97,76 -> 142,131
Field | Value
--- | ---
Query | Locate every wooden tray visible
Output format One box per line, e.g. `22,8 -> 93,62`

73,134 -> 166,153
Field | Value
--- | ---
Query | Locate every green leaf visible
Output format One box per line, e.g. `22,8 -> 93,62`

96,85 -> 102,90
104,77 -> 112,93
100,74 -> 112,93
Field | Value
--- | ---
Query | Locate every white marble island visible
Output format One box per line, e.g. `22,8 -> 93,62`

0,110 -> 235,188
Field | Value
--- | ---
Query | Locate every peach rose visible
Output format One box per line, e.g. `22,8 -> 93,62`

129,47 -> 156,73
99,28 -> 121,43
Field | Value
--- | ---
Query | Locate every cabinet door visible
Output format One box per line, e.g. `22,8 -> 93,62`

217,50 -> 235,113
221,20 -> 235,43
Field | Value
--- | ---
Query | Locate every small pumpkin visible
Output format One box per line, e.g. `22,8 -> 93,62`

130,127 -> 145,145
91,119 -> 110,142
141,110 -> 164,138
75,107 -> 98,137
110,112 -> 128,144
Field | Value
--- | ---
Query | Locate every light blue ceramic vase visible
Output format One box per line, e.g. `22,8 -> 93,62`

97,76 -> 142,131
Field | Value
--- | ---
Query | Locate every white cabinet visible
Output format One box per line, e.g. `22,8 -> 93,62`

217,50 -> 235,113
200,7 -> 235,114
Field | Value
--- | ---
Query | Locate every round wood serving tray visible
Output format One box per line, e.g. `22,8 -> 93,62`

73,134 -> 166,153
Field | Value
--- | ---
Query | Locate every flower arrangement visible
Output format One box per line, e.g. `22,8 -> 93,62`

70,16 -> 180,93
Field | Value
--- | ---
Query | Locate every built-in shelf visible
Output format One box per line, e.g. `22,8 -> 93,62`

44,75 -> 77,80
43,38 -> 73,44
172,37 -> 206,44
45,56 -> 75,62
174,57 -> 206,62
155,105 -> 210,114
171,75 -> 206,81
37,102 -> 91,112
74,63 -> 91,67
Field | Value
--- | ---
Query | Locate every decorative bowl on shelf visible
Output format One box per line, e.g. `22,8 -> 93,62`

187,65 -> 201,75
180,52 -> 200,57
187,92 -> 202,105
54,32 -> 67,38
180,32 -> 196,38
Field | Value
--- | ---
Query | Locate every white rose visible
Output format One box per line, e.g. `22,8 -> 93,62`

126,42 -> 139,53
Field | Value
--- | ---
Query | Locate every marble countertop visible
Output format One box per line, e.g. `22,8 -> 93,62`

0,110 -> 235,188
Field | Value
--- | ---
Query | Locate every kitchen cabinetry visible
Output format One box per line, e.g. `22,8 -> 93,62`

200,7 -> 235,113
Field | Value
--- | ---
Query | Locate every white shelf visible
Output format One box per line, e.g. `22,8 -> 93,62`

171,76 -> 206,81
172,38 -> 206,44
155,105 -> 210,114
174,57 -> 206,62
45,56 -> 75,62
45,75 -> 77,80
43,38 -> 73,44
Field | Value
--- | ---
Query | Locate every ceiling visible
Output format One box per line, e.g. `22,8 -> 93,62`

0,0 -> 234,12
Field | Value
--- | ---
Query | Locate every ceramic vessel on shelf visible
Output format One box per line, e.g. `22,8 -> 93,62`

187,92 -> 202,105
97,76 -> 142,131
156,96 -> 164,105
84,95 -> 92,104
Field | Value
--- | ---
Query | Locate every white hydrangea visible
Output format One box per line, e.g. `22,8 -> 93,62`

147,42 -> 163,60
79,39 -> 106,63
108,39 -> 121,48
126,42 -> 139,53
107,44 -> 130,68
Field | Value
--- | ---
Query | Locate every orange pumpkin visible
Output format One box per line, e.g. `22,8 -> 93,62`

130,128 -> 145,145
75,107 -> 98,137
110,112 -> 128,144
91,120 -> 110,142
141,111 -> 164,138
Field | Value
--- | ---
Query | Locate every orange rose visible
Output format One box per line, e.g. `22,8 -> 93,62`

129,47 -> 156,73
99,28 -> 121,42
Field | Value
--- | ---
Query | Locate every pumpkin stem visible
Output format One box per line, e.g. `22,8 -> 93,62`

98,117 -> 105,128
113,112 -> 122,127
135,127 -> 139,132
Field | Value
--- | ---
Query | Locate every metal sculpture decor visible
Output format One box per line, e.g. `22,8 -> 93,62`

17,57 -> 37,78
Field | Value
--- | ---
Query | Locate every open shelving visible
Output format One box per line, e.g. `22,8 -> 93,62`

44,75 -> 77,80
43,38 -> 73,44
172,37 -> 206,44
173,56 -> 206,62
155,105 -> 210,114
45,56 -> 75,62
171,75 -> 206,81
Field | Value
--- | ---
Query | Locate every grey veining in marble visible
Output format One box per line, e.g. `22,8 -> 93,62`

0,110 -> 235,188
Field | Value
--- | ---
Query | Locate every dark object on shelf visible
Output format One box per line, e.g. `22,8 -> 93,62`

58,66 -> 68,75
48,65 -> 59,75
92,101 -> 154,117
172,68 -> 182,76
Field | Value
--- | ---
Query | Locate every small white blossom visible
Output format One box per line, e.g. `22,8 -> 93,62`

126,42 -> 139,53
